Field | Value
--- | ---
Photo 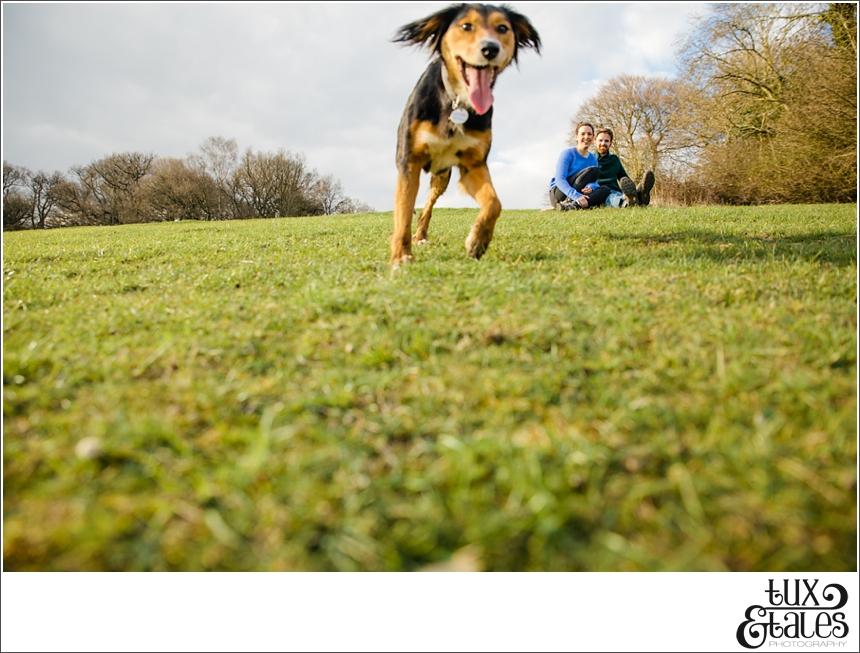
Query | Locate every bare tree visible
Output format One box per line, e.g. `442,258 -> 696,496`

680,2 -> 856,203
61,152 -> 155,224
234,149 -> 320,218
336,198 -> 374,214
51,172 -> 102,226
822,2 -> 857,55
29,171 -> 64,228
66,164 -> 116,224
141,158 -> 222,221
3,162 -> 32,230
90,152 -> 155,223
311,174 -> 350,215
4,162 -> 30,199
189,136 -> 241,219
575,75 -> 706,182
679,3 -> 830,138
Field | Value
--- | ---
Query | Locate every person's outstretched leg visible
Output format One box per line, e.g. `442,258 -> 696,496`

586,186 -> 611,208
567,166 -> 599,191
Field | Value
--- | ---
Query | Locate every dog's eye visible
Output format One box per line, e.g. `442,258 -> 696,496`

460,22 -> 473,31
497,24 -> 510,34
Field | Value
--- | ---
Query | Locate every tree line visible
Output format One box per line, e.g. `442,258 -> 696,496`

3,136 -> 372,230
572,2 -> 856,205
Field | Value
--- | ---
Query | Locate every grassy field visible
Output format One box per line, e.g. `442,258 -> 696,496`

2,204 -> 857,571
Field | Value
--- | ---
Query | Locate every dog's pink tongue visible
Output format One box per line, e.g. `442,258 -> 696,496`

466,66 -> 493,115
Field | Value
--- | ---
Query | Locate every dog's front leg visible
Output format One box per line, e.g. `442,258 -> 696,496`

459,164 -> 501,260
414,169 -> 451,244
390,165 -> 422,266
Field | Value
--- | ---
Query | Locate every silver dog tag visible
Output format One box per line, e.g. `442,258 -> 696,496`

450,108 -> 469,124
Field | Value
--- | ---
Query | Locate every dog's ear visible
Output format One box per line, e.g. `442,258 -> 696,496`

392,4 -> 466,54
502,5 -> 542,62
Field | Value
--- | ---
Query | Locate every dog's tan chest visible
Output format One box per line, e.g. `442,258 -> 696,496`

414,126 -> 485,174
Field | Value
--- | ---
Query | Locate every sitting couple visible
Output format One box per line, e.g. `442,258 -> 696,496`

549,121 -> 655,211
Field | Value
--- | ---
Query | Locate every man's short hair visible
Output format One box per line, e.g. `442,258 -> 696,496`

596,127 -> 614,143
575,121 -> 595,135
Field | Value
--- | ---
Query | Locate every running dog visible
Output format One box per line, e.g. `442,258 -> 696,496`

390,3 -> 541,266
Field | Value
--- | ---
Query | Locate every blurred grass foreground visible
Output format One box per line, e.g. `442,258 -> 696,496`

3,204 -> 856,570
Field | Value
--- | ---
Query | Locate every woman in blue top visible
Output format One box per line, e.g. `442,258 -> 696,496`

548,122 -> 611,210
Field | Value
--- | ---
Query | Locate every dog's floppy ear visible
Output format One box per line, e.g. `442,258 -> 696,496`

392,4 -> 466,54
502,5 -> 542,62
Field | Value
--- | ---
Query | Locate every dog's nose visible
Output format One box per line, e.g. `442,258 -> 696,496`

481,41 -> 500,60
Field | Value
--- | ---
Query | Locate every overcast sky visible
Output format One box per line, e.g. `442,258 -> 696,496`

2,2 -> 710,210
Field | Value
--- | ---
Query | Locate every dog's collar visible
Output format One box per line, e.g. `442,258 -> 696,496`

441,64 -> 470,125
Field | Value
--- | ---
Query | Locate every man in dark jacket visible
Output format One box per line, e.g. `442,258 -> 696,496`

595,128 -> 655,207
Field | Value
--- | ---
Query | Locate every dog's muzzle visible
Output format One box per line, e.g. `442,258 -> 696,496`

480,40 -> 500,61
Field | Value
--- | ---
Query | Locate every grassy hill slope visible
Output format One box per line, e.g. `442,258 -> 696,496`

3,204 -> 856,570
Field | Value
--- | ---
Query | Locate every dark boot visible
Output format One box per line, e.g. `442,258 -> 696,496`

619,176 -> 638,206
637,171 -> 655,206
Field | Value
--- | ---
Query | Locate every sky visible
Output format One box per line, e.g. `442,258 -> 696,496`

2,1 -> 711,211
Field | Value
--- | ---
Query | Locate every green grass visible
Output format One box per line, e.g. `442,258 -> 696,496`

3,204 -> 857,570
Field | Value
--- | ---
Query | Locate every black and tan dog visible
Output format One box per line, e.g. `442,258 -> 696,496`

390,3 -> 541,266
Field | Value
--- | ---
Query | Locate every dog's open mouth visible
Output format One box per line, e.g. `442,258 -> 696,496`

456,56 -> 498,116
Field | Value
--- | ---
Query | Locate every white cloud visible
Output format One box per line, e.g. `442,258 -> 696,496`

2,2 -> 711,210
620,2 -> 707,66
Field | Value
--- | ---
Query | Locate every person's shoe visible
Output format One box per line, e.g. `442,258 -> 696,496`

619,176 -> 638,205
637,171 -> 655,206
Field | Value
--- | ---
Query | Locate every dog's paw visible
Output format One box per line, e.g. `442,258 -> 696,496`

391,253 -> 414,270
413,237 -> 429,246
465,233 -> 489,260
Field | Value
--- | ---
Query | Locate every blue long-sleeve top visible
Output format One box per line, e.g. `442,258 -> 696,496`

549,148 -> 599,201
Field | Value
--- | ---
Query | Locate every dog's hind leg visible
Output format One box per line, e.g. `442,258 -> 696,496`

459,164 -> 501,260
414,168 -> 451,244
390,165 -> 422,266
